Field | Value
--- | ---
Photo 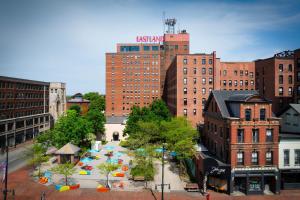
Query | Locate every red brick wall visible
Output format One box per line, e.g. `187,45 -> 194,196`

67,102 -> 89,115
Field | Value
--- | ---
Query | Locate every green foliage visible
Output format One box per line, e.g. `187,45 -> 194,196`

50,110 -> 93,148
83,92 -> 105,111
124,100 -> 170,136
27,143 -> 49,177
35,130 -> 53,146
119,140 -> 130,148
161,117 -> 197,160
97,163 -> 119,187
68,104 -> 81,114
85,109 -> 105,139
51,162 -> 76,186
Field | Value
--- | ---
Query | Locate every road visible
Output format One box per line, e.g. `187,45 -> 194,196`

0,143 -> 32,174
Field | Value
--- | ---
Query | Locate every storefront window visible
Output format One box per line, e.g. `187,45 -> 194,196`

249,177 -> 262,192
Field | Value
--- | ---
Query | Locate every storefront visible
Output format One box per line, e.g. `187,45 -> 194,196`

231,167 -> 280,195
281,169 -> 300,189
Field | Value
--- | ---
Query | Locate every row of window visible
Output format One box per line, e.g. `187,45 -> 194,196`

237,128 -> 273,143
237,151 -> 273,166
0,109 -> 48,120
183,67 -> 213,75
0,82 -> 48,91
278,87 -> 293,95
278,64 -> 293,72
183,58 -> 213,65
0,101 -> 47,110
122,79 -> 160,82
183,77 -> 213,85
183,87 -> 212,95
122,95 -> 159,99
164,44 -> 188,51
284,149 -> 300,166
0,92 -> 48,99
244,108 -> 266,121
183,108 -> 198,116
119,72 -> 159,76
112,54 -> 159,59
122,90 -> 159,94
278,75 -> 293,84
222,70 -> 254,78
222,80 -> 254,87
183,98 -> 206,106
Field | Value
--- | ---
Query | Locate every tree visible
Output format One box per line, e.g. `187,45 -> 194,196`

51,162 -> 76,186
85,109 -> 106,140
97,163 -> 119,188
150,100 -> 171,122
83,92 -> 105,111
51,110 -> 93,148
68,104 -> 81,114
28,143 -> 49,177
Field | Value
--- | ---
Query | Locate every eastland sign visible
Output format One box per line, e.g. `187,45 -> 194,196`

136,36 -> 164,43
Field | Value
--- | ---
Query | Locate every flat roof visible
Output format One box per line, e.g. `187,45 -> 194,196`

0,76 -> 50,85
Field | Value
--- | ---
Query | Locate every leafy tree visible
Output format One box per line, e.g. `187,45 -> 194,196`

85,109 -> 106,140
83,92 -> 105,111
68,104 -> 81,114
28,143 -> 49,177
97,163 -> 119,188
150,100 -> 171,121
51,162 -> 76,186
51,110 -> 93,148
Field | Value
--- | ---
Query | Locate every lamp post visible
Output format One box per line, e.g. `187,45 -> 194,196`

3,136 -> 8,200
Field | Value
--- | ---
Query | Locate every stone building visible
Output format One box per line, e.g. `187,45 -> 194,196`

49,82 -> 66,122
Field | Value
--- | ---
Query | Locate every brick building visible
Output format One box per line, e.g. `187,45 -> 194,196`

255,51 -> 295,114
197,90 -> 280,195
294,49 -> 300,103
106,43 -> 161,116
164,52 -> 217,126
218,62 -> 255,91
0,76 -> 50,149
67,93 -> 90,115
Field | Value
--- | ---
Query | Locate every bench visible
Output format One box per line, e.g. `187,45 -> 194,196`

184,183 -> 200,192
133,176 -> 145,181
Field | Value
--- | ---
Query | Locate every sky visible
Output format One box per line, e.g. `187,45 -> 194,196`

0,0 -> 300,95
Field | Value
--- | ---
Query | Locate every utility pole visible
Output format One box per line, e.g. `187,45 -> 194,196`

161,143 -> 165,200
3,136 -> 8,200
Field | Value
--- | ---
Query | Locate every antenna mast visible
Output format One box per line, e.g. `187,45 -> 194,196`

164,18 -> 176,34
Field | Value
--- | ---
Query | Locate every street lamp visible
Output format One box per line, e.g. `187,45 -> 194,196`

154,143 -> 170,200
2,136 -> 8,200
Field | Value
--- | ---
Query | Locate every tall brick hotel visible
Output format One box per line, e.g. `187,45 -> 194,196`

106,19 -> 300,195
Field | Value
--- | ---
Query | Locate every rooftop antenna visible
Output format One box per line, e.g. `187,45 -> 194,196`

165,18 -> 176,34
177,21 -> 181,33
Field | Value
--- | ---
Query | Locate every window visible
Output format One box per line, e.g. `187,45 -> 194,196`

266,129 -> 273,142
288,75 -> 293,84
288,64 -> 293,72
295,150 -> 300,165
183,68 -> 187,75
184,98 -> 187,106
260,108 -> 266,120
245,109 -> 251,121
237,129 -> 244,143
202,78 -> 206,85
193,88 -> 197,94
240,80 -> 243,86
229,80 -> 232,87
223,70 -> 227,76
208,68 -> 213,75
193,68 -> 197,74
183,78 -> 187,85
193,98 -> 196,104
279,87 -> 283,95
250,80 -> 254,85
252,129 -> 259,143
193,78 -> 197,84
245,70 -> 248,76
183,109 -> 187,116
284,150 -> 290,166
209,78 -> 213,85
298,72 -> 300,82
234,70 -> 238,76
209,59 -> 213,64
183,59 -> 188,65
193,58 -> 197,64
152,46 -> 159,51
240,70 -> 244,76
279,64 -> 283,72
202,98 -> 206,106
234,80 -> 238,86
279,75 -> 283,84
202,88 -> 206,94
266,151 -> 273,165
202,68 -> 206,74
193,109 -> 196,115
298,86 -> 300,95
245,80 -> 248,86
202,59 -> 206,65
288,87 -> 293,95
143,46 -> 150,51
250,72 -> 254,78
183,88 -> 187,94
252,151 -> 259,165
298,58 -> 300,68
237,152 -> 244,165
223,80 -> 226,86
